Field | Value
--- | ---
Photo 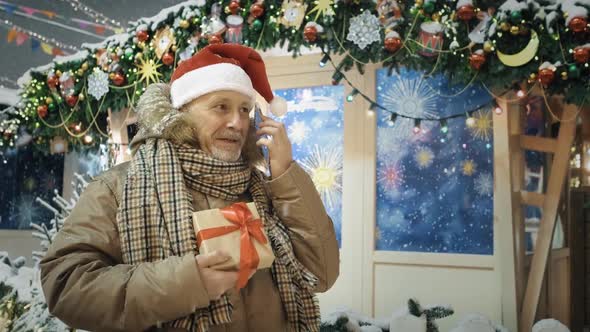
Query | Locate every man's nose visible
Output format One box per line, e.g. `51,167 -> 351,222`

226,109 -> 245,130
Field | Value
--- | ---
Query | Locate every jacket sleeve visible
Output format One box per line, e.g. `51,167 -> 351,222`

266,161 -> 340,292
39,178 -> 211,332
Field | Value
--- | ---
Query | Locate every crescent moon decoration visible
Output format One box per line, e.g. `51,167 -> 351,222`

496,30 -> 540,67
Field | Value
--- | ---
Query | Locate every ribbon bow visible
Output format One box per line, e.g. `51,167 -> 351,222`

196,202 -> 268,289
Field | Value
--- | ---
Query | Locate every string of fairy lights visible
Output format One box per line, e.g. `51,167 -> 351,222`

319,51 -> 514,135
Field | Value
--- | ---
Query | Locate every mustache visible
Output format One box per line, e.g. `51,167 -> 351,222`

215,130 -> 244,141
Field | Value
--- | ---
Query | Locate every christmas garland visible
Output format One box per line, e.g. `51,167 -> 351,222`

0,0 -> 588,153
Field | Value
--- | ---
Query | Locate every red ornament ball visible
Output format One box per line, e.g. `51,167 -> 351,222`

208,35 -> 223,45
65,95 -> 78,107
569,17 -> 587,33
573,47 -> 589,64
47,76 -> 59,89
538,68 -> 555,86
384,37 -> 402,53
457,5 -> 475,21
229,1 -> 241,14
112,72 -> 126,86
469,52 -> 486,70
250,3 -> 264,18
304,26 -> 318,43
162,52 -> 175,66
136,30 -> 149,42
37,105 -> 48,118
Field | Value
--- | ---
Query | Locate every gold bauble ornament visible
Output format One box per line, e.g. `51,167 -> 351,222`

171,45 -> 178,52
510,25 -> 520,35
78,93 -> 85,101
81,62 -> 89,71
415,0 -> 423,6
483,41 -> 493,53
529,73 -> 537,80
179,20 -> 190,29
55,70 -> 62,77
561,71 -> 568,80
500,22 -> 511,31
432,13 -> 441,21
76,69 -> 84,76
45,97 -> 53,104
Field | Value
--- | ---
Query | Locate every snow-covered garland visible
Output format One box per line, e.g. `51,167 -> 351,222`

1,0 -> 588,154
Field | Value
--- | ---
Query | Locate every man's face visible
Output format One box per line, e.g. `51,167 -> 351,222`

183,90 -> 253,162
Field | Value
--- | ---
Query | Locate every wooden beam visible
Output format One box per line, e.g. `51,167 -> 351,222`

520,191 -> 545,208
520,135 -> 557,154
520,106 -> 579,331
494,95 -> 521,332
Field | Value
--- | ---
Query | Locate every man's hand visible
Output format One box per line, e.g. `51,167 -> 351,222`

255,115 -> 293,179
195,251 -> 238,300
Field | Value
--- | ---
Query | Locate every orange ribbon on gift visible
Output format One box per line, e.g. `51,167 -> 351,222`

196,202 -> 268,289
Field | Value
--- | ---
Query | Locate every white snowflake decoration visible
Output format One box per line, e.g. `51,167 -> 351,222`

347,10 -> 381,50
475,173 -> 493,196
87,69 -> 109,100
288,120 -> 309,145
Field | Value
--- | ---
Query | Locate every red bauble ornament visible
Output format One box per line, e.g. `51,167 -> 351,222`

112,72 -> 126,86
384,37 -> 402,53
228,1 -> 241,15
37,105 -> 48,118
65,95 -> 78,107
136,30 -> 149,42
469,52 -> 486,70
569,17 -> 587,33
162,52 -> 175,66
47,76 -> 59,90
208,35 -> 223,45
538,68 -> 555,86
304,26 -> 318,43
250,3 -> 264,18
573,47 -> 590,64
457,5 -> 475,21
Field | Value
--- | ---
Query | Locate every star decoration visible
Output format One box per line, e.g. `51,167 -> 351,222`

136,56 -> 163,85
462,160 -> 477,176
308,0 -> 334,21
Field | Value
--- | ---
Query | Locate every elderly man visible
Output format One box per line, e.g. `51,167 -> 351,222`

40,44 -> 339,332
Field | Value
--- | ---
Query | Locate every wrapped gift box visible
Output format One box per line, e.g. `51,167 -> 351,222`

193,202 -> 275,278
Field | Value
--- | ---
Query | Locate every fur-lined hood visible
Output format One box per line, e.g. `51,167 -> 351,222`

130,83 -> 264,167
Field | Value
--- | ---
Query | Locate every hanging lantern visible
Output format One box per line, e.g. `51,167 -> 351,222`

304,25 -> 318,43
225,15 -> 244,44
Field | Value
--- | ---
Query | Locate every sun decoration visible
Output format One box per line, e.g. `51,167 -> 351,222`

136,55 -> 163,85
468,109 -> 493,141
299,144 -> 342,209
462,159 -> 477,176
415,147 -> 434,169
307,0 -> 334,21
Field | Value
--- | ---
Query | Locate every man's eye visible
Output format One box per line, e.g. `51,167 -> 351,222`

241,107 -> 251,113
214,104 -> 227,111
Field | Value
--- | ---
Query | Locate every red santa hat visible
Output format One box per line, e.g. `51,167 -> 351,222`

170,44 -> 287,116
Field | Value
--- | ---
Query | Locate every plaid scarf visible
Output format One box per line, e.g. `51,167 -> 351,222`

117,138 -> 320,331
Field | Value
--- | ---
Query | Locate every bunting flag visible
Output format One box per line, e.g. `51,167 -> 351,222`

95,26 -> 105,35
30,38 -> 40,52
15,32 -> 28,45
40,42 -> 53,55
52,47 -> 65,56
6,28 -> 17,43
1,3 -> 15,14
0,0 -> 116,35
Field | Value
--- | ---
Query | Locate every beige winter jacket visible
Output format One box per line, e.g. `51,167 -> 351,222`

39,160 -> 339,332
